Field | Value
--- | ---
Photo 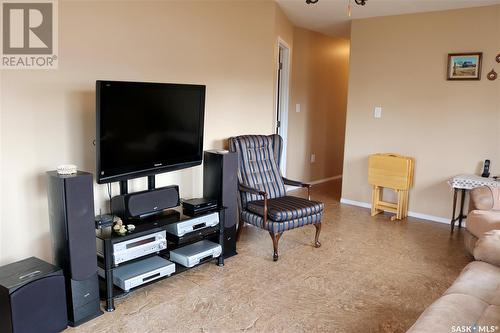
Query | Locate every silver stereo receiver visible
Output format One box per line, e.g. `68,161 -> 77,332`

97,230 -> 167,265
98,256 -> 175,291
164,212 -> 219,237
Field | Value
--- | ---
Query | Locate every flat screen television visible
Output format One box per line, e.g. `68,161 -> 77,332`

96,80 -> 206,184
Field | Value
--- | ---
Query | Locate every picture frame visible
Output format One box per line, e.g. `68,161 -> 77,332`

447,52 -> 482,80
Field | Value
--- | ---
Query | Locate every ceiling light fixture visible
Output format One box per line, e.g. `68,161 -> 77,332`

306,0 -> 367,16
348,0 -> 367,16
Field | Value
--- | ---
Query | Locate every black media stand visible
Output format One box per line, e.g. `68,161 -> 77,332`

96,207 -> 225,312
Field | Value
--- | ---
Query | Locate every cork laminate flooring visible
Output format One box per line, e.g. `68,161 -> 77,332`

69,179 -> 471,333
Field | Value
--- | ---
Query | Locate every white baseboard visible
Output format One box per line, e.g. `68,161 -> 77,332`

340,198 -> 371,209
340,198 -> 451,225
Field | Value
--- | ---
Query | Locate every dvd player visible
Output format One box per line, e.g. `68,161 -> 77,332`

164,212 -> 219,237
169,240 -> 222,268
98,256 -> 175,291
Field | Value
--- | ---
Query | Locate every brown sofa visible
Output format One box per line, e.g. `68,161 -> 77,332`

407,186 -> 500,332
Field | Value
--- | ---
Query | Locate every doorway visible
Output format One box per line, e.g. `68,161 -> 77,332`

275,39 -> 290,176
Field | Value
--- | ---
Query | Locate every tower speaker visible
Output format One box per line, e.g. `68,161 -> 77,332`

47,171 -> 102,326
0,257 -> 68,333
203,150 -> 238,258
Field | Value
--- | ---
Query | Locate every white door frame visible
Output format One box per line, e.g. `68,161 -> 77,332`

275,37 -> 290,177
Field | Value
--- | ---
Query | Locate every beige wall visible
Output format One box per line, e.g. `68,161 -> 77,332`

287,27 -> 349,182
273,3 -> 294,148
275,5 -> 294,48
342,6 -> 500,220
0,0 -> 285,265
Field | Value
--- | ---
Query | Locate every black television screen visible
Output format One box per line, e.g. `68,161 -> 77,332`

96,80 -> 205,184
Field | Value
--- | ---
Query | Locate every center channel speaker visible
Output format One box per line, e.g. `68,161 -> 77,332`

203,150 -> 238,258
111,185 -> 180,219
47,171 -> 102,327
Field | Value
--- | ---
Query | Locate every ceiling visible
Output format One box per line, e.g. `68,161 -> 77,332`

276,0 -> 500,38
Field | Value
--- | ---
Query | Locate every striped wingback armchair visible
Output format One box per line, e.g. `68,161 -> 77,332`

229,134 -> 324,261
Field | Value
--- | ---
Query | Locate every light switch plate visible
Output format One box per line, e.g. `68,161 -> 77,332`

296,104 -> 301,113
374,106 -> 382,118
310,154 -> 316,163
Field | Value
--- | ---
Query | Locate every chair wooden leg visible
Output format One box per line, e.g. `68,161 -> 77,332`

314,223 -> 321,248
269,232 -> 282,261
236,217 -> 244,242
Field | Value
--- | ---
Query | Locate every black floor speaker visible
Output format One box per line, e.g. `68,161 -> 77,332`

203,150 -> 238,258
47,171 -> 102,326
0,257 -> 68,333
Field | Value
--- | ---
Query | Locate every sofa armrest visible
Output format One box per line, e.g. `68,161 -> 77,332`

470,186 -> 493,211
473,230 -> 500,267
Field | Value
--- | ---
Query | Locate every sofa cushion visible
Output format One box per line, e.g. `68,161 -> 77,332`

444,261 -> 500,306
467,210 -> 500,238
477,305 -> 500,327
408,261 -> 500,332
464,229 -> 478,256
406,293 -> 488,333
246,196 -> 324,222
474,230 -> 500,268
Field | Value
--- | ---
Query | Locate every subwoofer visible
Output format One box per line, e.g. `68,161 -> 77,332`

203,150 -> 238,258
47,171 -> 102,326
0,257 -> 68,333
111,185 -> 180,219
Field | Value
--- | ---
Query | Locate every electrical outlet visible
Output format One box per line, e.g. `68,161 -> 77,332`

310,154 -> 316,163
374,106 -> 382,118
296,104 -> 301,113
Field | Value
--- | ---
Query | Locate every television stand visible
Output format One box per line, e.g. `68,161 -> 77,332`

95,207 -> 225,312
119,175 -> 156,195
119,180 -> 128,195
147,175 -> 155,190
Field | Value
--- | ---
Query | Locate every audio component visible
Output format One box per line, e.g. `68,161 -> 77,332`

98,256 -> 175,292
169,240 -> 222,268
182,198 -> 218,216
96,230 -> 167,266
0,257 -> 68,333
47,171 -> 102,326
164,212 -> 219,237
95,212 -> 114,229
203,150 -> 238,258
111,185 -> 180,220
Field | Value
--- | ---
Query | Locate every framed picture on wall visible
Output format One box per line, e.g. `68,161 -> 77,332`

447,53 -> 482,80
